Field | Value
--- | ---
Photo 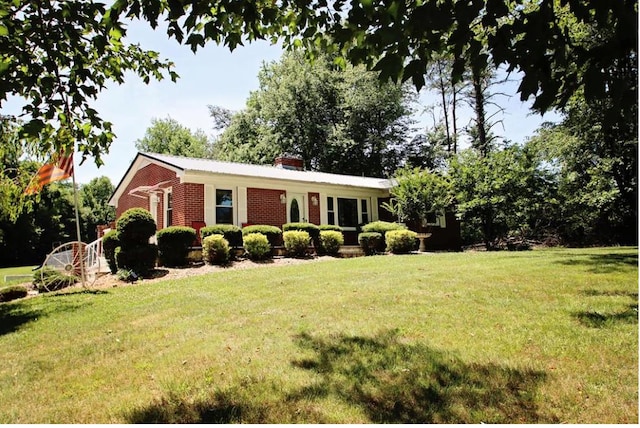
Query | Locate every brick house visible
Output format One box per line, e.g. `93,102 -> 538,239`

108,152 -> 460,249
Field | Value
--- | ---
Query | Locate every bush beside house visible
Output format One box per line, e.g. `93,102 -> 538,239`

115,208 -> 158,276
157,226 -> 197,267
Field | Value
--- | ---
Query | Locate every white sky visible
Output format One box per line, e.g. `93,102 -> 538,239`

5,20 -> 560,185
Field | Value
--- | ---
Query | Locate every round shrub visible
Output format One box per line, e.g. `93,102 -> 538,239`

102,229 -> 120,274
358,232 -> 383,256
200,225 -> 243,247
242,225 -> 283,247
202,234 -> 230,265
283,222 -> 320,247
361,221 -> 406,252
386,229 -> 419,254
157,226 -> 197,267
0,285 -> 28,302
319,230 -> 344,256
115,243 -> 158,276
116,208 -> 157,245
283,230 -> 311,258
243,233 -> 271,261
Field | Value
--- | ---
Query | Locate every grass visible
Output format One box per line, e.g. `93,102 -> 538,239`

0,247 -> 636,423
0,266 -> 36,286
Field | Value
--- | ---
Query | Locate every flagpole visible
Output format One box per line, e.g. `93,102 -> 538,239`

70,155 -> 86,288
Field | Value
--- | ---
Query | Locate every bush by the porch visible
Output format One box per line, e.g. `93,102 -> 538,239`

157,226 -> 197,267
283,222 -> 320,247
202,235 -> 230,265
283,230 -> 311,258
358,232 -> 384,255
386,229 -> 419,254
102,230 -> 120,274
115,208 -> 158,276
361,221 -> 406,252
243,233 -> 271,260
200,225 -> 243,247
242,225 -> 283,247
115,243 -> 158,275
319,230 -> 344,256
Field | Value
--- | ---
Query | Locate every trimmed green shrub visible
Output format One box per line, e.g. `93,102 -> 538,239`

33,267 -> 78,292
283,230 -> 311,258
115,243 -> 158,276
358,232 -> 383,256
243,233 -> 271,261
283,222 -> 320,244
386,229 -> 419,254
102,230 -> 120,274
202,235 -> 230,265
361,221 -> 406,252
0,285 -> 28,302
318,224 -> 343,232
200,225 -> 243,247
242,225 -> 283,247
157,226 -> 197,267
116,208 -> 157,244
319,230 -> 344,256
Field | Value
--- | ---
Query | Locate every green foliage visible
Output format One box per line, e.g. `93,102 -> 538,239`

242,225 -> 283,247
283,222 -> 320,247
242,233 -> 271,261
318,224 -> 343,232
80,177 -> 116,242
358,232 -> 384,256
102,230 -> 120,274
383,166 -> 453,226
202,235 -> 230,265
115,244 -> 158,276
116,208 -> 157,245
385,230 -> 419,254
319,230 -> 344,256
156,226 -> 196,267
283,230 -> 311,258
136,117 -> 213,159
361,221 -> 407,234
200,225 -> 243,248
33,267 -> 77,292
0,285 -> 28,302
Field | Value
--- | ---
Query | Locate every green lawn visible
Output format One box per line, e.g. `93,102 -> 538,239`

0,266 -> 36,286
0,247 -> 636,423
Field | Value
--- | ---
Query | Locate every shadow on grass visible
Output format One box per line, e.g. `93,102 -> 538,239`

556,252 -> 638,273
0,297 -> 88,336
574,305 -> 638,328
125,330 -> 553,423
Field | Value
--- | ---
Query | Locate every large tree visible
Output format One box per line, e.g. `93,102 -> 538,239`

1,1 -> 634,164
135,117 -> 213,159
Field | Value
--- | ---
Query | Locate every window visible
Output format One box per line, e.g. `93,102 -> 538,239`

216,189 -> 233,224
327,197 -> 335,225
337,198 -> 358,228
361,199 -> 369,224
165,191 -> 173,227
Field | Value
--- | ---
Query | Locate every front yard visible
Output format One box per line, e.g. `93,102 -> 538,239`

0,247 -> 637,423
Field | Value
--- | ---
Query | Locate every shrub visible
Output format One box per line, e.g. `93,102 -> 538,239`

33,267 -> 78,292
102,230 -> 120,274
243,233 -> 271,261
318,224 -> 343,232
358,232 -> 383,256
242,225 -> 283,247
319,230 -> 344,256
361,221 -> 406,252
200,225 -> 243,247
283,222 -> 320,247
116,208 -> 157,245
283,230 -> 311,258
115,243 -> 158,276
386,229 -> 419,254
202,235 -> 230,265
0,285 -> 28,302
157,226 -> 197,267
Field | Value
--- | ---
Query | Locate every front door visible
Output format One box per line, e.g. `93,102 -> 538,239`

287,193 -> 306,223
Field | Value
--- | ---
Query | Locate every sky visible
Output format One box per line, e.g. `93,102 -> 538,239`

6,20 -> 560,185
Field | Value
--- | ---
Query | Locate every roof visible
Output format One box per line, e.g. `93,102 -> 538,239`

140,152 -> 393,189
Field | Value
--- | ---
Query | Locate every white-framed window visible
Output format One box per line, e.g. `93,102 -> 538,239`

326,196 -> 370,229
215,188 -> 233,224
165,189 -> 173,228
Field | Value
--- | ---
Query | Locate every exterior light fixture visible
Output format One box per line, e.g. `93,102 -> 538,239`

280,193 -> 287,204
311,195 -> 318,206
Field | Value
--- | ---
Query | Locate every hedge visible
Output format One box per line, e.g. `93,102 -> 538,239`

242,225 -> 283,247
243,233 -> 271,261
319,230 -> 344,256
116,208 -> 157,245
386,229 -> 419,254
202,235 -> 230,265
283,230 -> 311,258
358,232 -> 383,256
200,224 -> 243,248
157,226 -> 197,267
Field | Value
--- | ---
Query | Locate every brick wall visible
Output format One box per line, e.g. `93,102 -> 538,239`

308,192 -> 320,224
247,188 -> 287,226
172,182 -> 205,227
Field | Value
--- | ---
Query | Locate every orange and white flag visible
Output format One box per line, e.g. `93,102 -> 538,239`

24,152 -> 74,195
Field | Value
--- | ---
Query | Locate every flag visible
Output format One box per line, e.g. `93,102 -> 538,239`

24,153 -> 74,195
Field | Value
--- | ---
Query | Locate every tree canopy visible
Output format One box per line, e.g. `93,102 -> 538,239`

135,117 -> 213,158
1,0 -> 635,164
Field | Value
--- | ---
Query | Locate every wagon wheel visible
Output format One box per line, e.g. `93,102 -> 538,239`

39,241 -> 99,291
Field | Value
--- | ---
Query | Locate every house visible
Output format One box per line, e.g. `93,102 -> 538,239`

108,152 -> 461,250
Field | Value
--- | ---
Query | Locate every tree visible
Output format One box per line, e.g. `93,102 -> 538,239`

213,51 -> 415,177
135,117 -> 213,158
80,176 -> 116,242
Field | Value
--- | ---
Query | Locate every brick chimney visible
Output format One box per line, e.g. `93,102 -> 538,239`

274,155 -> 304,171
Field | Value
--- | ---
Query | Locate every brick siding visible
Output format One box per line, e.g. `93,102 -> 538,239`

246,188 -> 287,226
